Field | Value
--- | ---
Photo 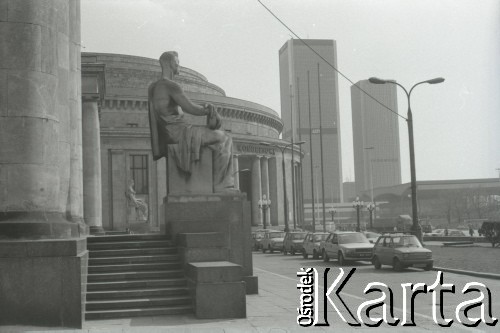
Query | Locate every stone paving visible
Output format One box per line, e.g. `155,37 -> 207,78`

1,245 -> 499,333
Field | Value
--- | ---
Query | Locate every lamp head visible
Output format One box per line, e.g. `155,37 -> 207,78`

368,77 -> 387,84
426,77 -> 445,84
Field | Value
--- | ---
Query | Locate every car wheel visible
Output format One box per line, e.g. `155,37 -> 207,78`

393,258 -> 403,272
312,250 -> 318,259
291,247 -> 296,255
302,249 -> 308,259
338,252 -> 345,266
269,245 -> 273,254
372,256 -> 381,270
424,262 -> 433,271
322,249 -> 329,262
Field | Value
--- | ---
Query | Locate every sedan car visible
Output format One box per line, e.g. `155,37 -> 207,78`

320,231 -> 374,265
372,234 -> 433,271
261,231 -> 285,253
283,231 -> 307,255
302,232 -> 329,259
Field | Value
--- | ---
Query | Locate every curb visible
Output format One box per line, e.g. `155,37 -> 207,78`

433,266 -> 500,280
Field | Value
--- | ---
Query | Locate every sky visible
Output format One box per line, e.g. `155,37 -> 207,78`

81,0 -> 500,184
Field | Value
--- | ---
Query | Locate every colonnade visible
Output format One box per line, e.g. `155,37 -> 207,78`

234,154 -> 290,228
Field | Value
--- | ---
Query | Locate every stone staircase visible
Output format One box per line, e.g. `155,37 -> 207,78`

85,234 -> 192,320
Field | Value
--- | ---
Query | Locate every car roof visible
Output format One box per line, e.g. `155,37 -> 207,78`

382,233 -> 414,237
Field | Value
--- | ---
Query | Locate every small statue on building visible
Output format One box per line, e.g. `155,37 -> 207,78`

125,179 -> 148,222
148,51 -> 234,192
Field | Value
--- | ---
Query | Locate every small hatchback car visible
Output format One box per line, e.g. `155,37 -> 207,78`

261,230 -> 286,253
283,231 -> 307,255
302,232 -> 329,259
372,234 -> 433,271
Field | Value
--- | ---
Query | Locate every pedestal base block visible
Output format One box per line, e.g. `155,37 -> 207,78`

0,238 -> 88,328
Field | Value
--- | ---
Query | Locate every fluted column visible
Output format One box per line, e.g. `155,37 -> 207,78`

233,154 -> 240,190
260,157 -> 271,225
251,156 -> 262,226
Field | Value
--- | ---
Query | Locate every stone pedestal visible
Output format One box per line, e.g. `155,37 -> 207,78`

164,192 -> 258,294
0,239 -> 88,328
167,147 -> 213,194
186,261 -> 246,319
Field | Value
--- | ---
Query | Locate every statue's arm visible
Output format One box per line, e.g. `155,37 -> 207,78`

170,84 -> 208,116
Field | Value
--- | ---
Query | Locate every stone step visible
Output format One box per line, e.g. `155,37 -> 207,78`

87,234 -> 170,243
88,262 -> 181,274
87,278 -> 187,291
89,247 -> 177,258
86,287 -> 189,301
88,240 -> 173,250
85,305 -> 193,320
89,254 -> 180,265
86,296 -> 191,311
87,270 -> 185,283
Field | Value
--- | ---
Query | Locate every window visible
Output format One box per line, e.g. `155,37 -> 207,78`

130,155 -> 148,194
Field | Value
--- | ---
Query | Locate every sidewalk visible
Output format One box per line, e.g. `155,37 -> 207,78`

1,266 -> 445,333
2,260 -> 497,333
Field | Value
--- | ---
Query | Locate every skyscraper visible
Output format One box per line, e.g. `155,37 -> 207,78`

351,80 -> 402,198
279,39 -> 343,226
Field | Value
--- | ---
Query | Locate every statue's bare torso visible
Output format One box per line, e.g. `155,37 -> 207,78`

151,79 -> 184,119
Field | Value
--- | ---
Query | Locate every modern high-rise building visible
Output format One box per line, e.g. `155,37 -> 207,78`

351,80 -> 402,198
279,39 -> 343,226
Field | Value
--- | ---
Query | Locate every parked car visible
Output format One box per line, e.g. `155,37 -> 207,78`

261,230 -> 285,253
447,229 -> 467,237
320,231 -> 373,265
371,234 -> 433,271
426,229 -> 445,237
283,231 -> 307,255
251,230 -> 267,251
363,231 -> 382,244
302,232 -> 329,259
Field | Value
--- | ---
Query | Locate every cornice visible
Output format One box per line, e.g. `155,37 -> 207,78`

101,97 -> 284,134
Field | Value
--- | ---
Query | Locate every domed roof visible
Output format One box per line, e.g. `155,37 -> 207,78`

81,52 -> 226,98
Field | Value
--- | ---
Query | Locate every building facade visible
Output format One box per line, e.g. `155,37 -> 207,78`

351,80 -> 402,197
81,53 -> 302,232
279,39 -> 343,228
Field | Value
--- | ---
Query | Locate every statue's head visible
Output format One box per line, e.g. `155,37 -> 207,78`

159,51 -> 179,75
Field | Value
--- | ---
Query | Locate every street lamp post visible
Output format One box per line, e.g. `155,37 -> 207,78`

366,202 -> 375,230
352,197 -> 364,232
369,77 -> 444,241
260,141 -> 306,232
258,194 -> 271,229
329,208 -> 337,231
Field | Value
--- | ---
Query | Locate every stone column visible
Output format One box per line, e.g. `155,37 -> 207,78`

0,0 -> 84,238
110,150 -> 127,231
0,1 -> 87,328
251,156 -> 262,227
82,65 -> 105,234
233,154 -> 240,190
268,157 -> 279,226
260,157 -> 271,225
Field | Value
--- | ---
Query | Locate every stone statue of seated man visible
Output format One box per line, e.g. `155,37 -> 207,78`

148,51 -> 234,193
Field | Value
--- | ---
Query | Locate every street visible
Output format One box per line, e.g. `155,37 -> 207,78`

252,251 -> 500,332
